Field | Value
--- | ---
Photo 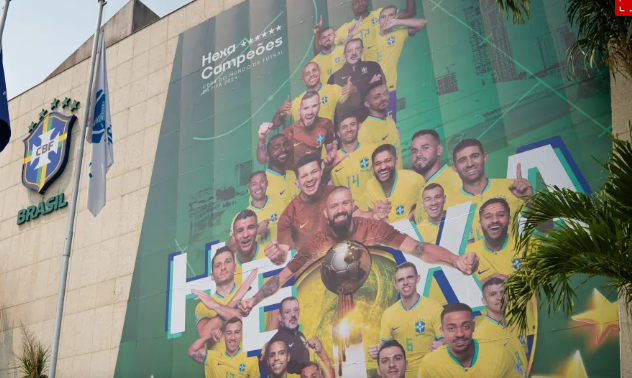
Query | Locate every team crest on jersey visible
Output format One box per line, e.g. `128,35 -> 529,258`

22,112 -> 76,194
372,17 -> 378,24
512,259 -> 522,269
387,36 -> 396,45
415,320 -> 425,334
360,157 -> 369,169
335,57 -> 341,63
519,335 -> 526,344
316,133 -> 325,145
322,96 -> 328,104
270,213 -> 278,222
361,66 -> 368,74
396,205 -> 405,216
239,363 -> 246,372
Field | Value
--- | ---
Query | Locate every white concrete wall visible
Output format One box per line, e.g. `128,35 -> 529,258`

0,1 -> 244,377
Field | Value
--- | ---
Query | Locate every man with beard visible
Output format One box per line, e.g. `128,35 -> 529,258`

409,130 -> 461,225
376,340 -> 409,378
416,303 -> 525,377
311,22 -> 347,84
188,317 -> 260,378
415,183 -> 446,244
365,144 -> 424,223
264,297 -> 333,377
192,247 -> 258,352
268,153 -> 371,263
375,6 -> 427,121
267,340 -> 291,378
229,171 -> 287,248
474,277 -> 529,371
369,262 -> 443,378
329,112 -> 377,211
271,62 -> 356,126
257,92 -> 336,171
327,39 -> 386,118
263,134 -> 300,206
358,83 -> 402,168
314,0 -> 417,62
465,198 -> 537,336
449,138 -> 533,240
238,187 -> 479,315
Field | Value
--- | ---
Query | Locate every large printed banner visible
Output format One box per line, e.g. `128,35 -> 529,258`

114,0 -> 619,377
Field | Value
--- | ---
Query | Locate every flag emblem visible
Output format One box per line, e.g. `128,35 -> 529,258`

396,205 -> 405,216
21,112 -> 76,194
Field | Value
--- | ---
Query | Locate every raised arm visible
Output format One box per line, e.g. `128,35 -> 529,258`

238,266 -> 294,314
390,17 -> 428,35
396,0 -> 417,19
257,122 -> 273,164
313,15 -> 323,56
398,236 -> 479,275
188,335 -> 211,364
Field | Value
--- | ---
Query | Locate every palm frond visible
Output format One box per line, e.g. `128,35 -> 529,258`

492,0 -> 531,24
14,327 -> 50,378
505,135 -> 632,333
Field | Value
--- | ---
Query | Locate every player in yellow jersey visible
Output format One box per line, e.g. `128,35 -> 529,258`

329,113 -> 377,210
311,20 -> 347,84
188,317 -> 260,378
409,130 -> 462,225
466,198 -> 537,336
359,83 -> 403,168
230,171 -> 287,246
366,144 -> 424,223
474,277 -> 529,370
369,263 -> 443,378
449,139 -> 533,240
192,247 -> 258,352
415,183 -> 446,244
319,0 -> 417,62
417,303 -> 525,377
376,6 -> 427,122
272,62 -> 356,126
266,340 -> 292,378
262,134 -> 300,206
376,340 -> 409,378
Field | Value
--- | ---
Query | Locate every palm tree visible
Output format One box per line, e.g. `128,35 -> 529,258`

14,327 -> 49,378
504,133 -> 632,332
492,0 -> 632,78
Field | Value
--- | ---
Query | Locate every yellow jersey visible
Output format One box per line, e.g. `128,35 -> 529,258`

195,284 -> 239,352
330,142 -> 377,211
311,45 -> 346,84
376,28 -> 409,91
290,84 -> 343,124
231,196 -> 285,246
205,348 -> 260,378
234,243 -> 266,285
413,165 -> 462,225
335,8 -> 383,62
417,340 -> 525,378
366,170 -> 425,223
415,218 -> 440,244
380,295 -> 443,378
445,178 -> 523,243
473,316 -> 528,372
265,168 -> 300,207
358,115 -> 403,170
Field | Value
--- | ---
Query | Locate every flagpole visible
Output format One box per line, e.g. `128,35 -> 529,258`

48,1 -> 107,377
0,0 -> 10,50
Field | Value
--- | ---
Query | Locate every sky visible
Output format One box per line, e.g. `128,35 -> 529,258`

2,0 -> 193,99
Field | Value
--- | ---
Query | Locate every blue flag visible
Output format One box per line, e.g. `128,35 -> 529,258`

0,51 -> 10,153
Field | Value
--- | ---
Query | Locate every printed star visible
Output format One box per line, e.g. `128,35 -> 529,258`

531,351 -> 588,378
571,289 -> 619,346
268,28 -> 275,35
62,97 -> 71,108
70,100 -> 80,111
28,122 -> 37,132
240,40 -> 248,47
50,98 -> 60,110
255,34 -> 260,41
248,38 -> 254,45
276,25 -> 282,31
262,31 -> 268,37
39,109 -> 48,119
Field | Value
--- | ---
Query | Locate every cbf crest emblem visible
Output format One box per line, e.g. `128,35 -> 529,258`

22,112 -> 76,194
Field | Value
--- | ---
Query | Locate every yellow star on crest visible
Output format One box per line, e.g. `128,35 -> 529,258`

531,351 -> 588,378
571,289 -> 619,346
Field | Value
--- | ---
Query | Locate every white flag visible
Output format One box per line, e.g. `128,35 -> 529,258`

87,35 -> 114,217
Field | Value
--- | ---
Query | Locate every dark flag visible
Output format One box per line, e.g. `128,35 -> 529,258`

0,51 -> 10,152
